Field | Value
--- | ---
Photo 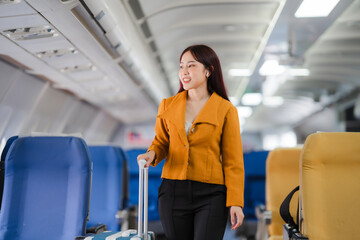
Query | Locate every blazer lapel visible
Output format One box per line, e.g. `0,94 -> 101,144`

193,92 -> 220,126
158,91 -> 222,145
159,91 -> 188,145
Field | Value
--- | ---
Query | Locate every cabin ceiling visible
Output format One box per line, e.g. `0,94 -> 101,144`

0,0 -> 359,132
126,0 -> 286,97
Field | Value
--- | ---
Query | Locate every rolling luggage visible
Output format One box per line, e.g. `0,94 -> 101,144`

85,159 -> 155,240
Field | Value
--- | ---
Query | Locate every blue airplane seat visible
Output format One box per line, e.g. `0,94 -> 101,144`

0,136 -> 19,210
243,150 -> 269,220
0,136 -> 92,240
88,146 -> 129,231
125,149 -> 164,221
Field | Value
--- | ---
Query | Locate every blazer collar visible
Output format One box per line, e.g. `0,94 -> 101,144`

160,90 -> 221,127
160,91 -> 222,145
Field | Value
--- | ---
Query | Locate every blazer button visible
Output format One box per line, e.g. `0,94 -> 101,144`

191,127 -> 195,133
184,145 -> 187,148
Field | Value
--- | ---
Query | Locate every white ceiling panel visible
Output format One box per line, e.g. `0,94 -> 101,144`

0,1 -> 36,17
0,14 -> 48,31
16,35 -> 73,53
1,0 -> 358,130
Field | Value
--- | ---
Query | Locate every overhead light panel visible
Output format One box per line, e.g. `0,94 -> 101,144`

229,69 -> 251,77
259,59 -> 286,76
263,96 -> 284,107
237,107 -> 253,118
289,68 -> 310,76
281,131 -> 297,147
241,93 -> 262,106
295,0 -> 340,18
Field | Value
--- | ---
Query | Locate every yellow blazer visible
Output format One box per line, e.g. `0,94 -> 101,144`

148,91 -> 244,207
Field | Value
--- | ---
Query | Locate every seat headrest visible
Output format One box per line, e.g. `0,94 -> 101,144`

267,147 -> 302,169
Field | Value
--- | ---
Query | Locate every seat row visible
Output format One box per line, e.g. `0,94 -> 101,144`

256,132 -> 360,240
0,135 -> 164,240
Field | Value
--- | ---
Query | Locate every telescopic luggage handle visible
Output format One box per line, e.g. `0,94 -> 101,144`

135,159 -> 149,240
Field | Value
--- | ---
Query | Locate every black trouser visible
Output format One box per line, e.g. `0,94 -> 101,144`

158,179 -> 228,240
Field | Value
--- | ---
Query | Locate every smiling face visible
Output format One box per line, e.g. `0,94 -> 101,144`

179,51 -> 209,91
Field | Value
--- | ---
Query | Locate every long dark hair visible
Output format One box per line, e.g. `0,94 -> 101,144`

178,44 -> 229,101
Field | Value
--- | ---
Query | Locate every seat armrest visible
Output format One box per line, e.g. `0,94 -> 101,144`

86,224 -> 107,234
74,237 -> 85,240
283,224 -> 309,240
255,204 -> 272,240
255,204 -> 272,225
74,224 -> 107,240
116,205 -> 137,230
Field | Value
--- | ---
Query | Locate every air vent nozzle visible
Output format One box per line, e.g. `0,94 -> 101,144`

60,64 -> 96,73
59,0 -> 77,3
36,48 -> 78,58
0,0 -> 21,5
3,26 -> 58,41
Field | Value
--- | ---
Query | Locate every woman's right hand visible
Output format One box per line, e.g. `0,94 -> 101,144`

137,150 -> 155,168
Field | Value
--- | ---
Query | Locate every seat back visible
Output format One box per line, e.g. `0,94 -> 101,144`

243,151 -> 268,220
125,149 -> 164,221
266,147 -> 301,237
0,136 -> 18,210
300,132 -> 360,239
88,145 -> 128,231
0,136 -> 92,240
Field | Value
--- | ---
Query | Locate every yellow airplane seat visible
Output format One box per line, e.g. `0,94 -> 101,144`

256,147 -> 302,240
267,147 -> 302,240
284,132 -> 360,240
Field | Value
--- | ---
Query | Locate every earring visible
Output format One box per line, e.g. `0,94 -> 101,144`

206,72 -> 209,77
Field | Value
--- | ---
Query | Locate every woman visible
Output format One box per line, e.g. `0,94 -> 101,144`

137,44 -> 244,240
